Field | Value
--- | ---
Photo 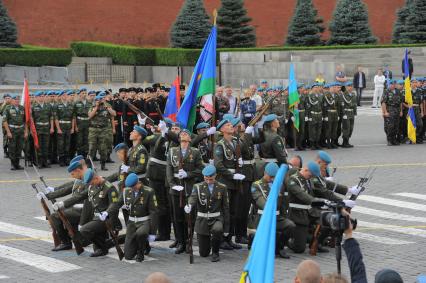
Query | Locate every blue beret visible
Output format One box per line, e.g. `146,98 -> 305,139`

179,129 -> 191,136
83,168 -> 94,184
297,83 -> 305,88
397,80 -> 404,84
264,114 -> 277,123
114,143 -> 129,152
311,82 -> 319,88
133,125 -> 148,137
261,80 -> 267,84
222,114 -> 235,121
12,94 -> 19,100
307,161 -> 321,177
318,151 -> 332,164
88,90 -> 96,95
94,95 -> 103,101
257,87 -> 263,92
265,162 -> 279,177
389,79 -> 396,84
67,161 -> 81,173
58,90 -> 65,96
231,117 -> 241,127
98,91 -> 106,97
202,165 -> 216,177
196,122 -> 210,130
66,90 -> 74,96
171,121 -> 182,128
317,82 -> 325,87
70,155 -> 84,164
34,91 -> 42,97
217,119 -> 231,131
79,88 -> 87,92
125,173 -> 139,187
3,93 -> 11,98
46,91 -> 54,96
284,86 -> 289,91
163,118 -> 173,127
417,275 -> 426,283
323,83 -> 331,88
266,88 -> 273,92
345,81 -> 353,86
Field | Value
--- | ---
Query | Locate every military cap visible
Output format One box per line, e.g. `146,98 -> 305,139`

179,129 -> 191,136
397,80 -> 404,84
79,88 -> 87,93
164,118 -> 174,127
12,94 -> 20,100
202,165 -> 216,177
231,117 -> 241,127
34,91 -> 42,97
125,173 -> 139,187
180,85 -> 186,91
114,143 -> 129,152
88,90 -> 96,95
67,161 -> 81,173
345,81 -> 353,86
266,87 -> 273,92
264,114 -> 278,123
217,119 -> 231,131
3,93 -> 11,99
222,114 -> 235,121
265,162 -> 279,177
389,79 -> 397,84
307,161 -> 321,177
297,83 -> 305,88
375,269 -> 403,283
119,88 -> 127,93
317,150 -> 332,164
83,168 -> 95,184
171,121 -> 182,128
94,95 -> 103,101
196,122 -> 210,130
128,87 -> 136,92
133,125 -> 148,137
70,155 -> 84,164
152,83 -> 161,89
145,87 -> 154,93
261,80 -> 267,84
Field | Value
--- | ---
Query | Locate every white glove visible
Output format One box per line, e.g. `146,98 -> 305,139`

120,164 -> 130,173
291,116 -> 295,122
36,192 -> 46,201
348,185 -> 362,196
285,119 -> 288,124
45,186 -> 55,193
338,116 -> 341,121
238,157 -> 243,167
206,126 -> 216,136
137,114 -> 147,126
244,126 -> 254,134
343,200 -> 356,209
223,233 -> 229,237
325,176 -> 334,182
178,169 -> 188,179
158,120 -> 168,134
209,159 -> 215,165
148,234 -> 156,243
233,173 -> 245,180
172,185 -> 184,192
305,117 -> 309,122
324,117 -> 329,122
99,211 -> 108,221
52,201 -> 64,211
184,204 -> 192,214
343,115 -> 348,120
78,225 -> 82,231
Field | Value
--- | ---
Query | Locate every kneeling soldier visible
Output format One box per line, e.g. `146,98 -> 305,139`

185,165 -> 230,262
109,173 -> 158,262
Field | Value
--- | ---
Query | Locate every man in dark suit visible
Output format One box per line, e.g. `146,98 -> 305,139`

353,66 -> 366,106
401,50 -> 414,79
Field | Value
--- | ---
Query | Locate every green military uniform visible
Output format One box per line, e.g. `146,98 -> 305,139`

128,142 -> 148,183
296,92 -> 306,150
0,97 -> 11,157
411,88 -> 424,143
381,88 -> 403,145
259,129 -> 288,167
2,102 -> 26,169
88,103 -> 113,166
48,98 -> 58,164
323,91 -> 339,148
32,102 -> 53,167
191,132 -> 212,164
188,181 -> 230,257
306,92 -> 323,149
55,99 -> 74,165
109,184 -> 158,260
73,99 -> 91,156
340,90 -> 357,147
270,92 -> 289,139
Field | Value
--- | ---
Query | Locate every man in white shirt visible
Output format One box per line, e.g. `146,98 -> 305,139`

225,86 -> 237,114
250,84 -> 263,110
372,68 -> 386,108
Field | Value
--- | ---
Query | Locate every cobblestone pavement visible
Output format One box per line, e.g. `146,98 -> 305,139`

0,112 -> 425,282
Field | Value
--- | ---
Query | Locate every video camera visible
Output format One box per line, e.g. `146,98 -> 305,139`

311,200 -> 357,232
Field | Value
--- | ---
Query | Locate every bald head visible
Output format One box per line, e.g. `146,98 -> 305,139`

144,272 -> 171,283
294,260 -> 322,283
289,155 -> 302,168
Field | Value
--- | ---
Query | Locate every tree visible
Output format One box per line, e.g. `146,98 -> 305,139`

216,0 -> 256,48
328,0 -> 377,45
286,0 -> 323,46
170,0 -> 211,48
0,0 -> 20,48
398,0 -> 426,43
392,0 -> 413,43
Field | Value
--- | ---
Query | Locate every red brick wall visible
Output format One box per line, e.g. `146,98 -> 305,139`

4,0 -> 404,48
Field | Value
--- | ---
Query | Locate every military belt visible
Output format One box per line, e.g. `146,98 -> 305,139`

59,120 -> 71,124
327,110 -> 337,112
73,204 -> 84,209
257,210 -> 279,215
284,192 -> 288,196
298,109 -> 305,112
197,212 -> 220,218
8,125 -> 23,128
333,192 -> 346,199
129,215 -> 150,222
344,109 -> 354,111
137,173 -> 147,179
77,116 -> 89,120
311,111 -> 322,115
276,115 -> 284,118
261,158 -> 278,163
149,157 -> 167,166
36,122 -> 49,126
228,169 -> 236,173
244,113 -> 253,117
289,203 -> 310,209
412,104 -> 420,107
242,159 -> 255,165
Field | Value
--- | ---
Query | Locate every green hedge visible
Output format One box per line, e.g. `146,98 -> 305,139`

0,45 -> 72,66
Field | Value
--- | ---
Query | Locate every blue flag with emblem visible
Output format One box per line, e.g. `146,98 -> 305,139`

239,164 -> 289,283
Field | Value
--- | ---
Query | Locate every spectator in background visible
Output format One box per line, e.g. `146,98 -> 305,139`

251,84 -> 263,111
372,69 -> 386,108
293,260 -> 323,283
401,50 -> 413,79
335,65 -> 348,83
315,73 -> 326,85
215,86 -> 229,121
353,66 -> 366,106
225,85 -> 237,115
240,89 -> 256,126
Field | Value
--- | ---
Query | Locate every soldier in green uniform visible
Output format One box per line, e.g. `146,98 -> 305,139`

47,91 -> 59,164
127,125 -> 149,183
259,114 -> 288,166
185,165 -> 230,262
381,80 -> 403,146
295,84 -> 307,151
1,93 -> 12,158
73,88 -> 91,157
306,83 -> 323,149
191,122 -> 216,165
323,83 -> 339,149
269,87 -> 289,139
340,82 -> 357,148
88,94 -> 116,170
410,78 -> 424,143
2,95 -> 27,170
249,163 -> 295,259
32,91 -> 54,168
80,168 -> 120,257
166,129 -> 203,254
55,92 -> 74,166
109,173 -> 158,262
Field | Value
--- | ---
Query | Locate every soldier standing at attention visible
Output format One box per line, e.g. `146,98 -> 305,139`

109,173 -> 158,262
306,83 -> 323,150
295,84 -> 307,151
55,92 -> 74,166
340,82 -> 357,148
167,129 -> 203,254
88,94 -> 116,171
259,114 -> 288,166
381,80 -> 403,146
73,88 -> 91,157
410,78 -> 424,143
1,93 -> 12,158
47,91 -> 59,165
2,94 -> 27,170
323,83 -> 339,149
32,91 -> 54,168
185,165 -> 230,262
269,87 -> 288,139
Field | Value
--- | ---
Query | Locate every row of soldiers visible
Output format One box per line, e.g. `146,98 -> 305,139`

381,77 -> 426,145
33,111 -> 362,263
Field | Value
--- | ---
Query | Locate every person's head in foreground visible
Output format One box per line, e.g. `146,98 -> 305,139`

294,260 -> 323,283
144,272 -> 171,283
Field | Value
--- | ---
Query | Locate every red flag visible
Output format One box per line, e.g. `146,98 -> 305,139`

164,76 -> 181,121
21,79 -> 39,150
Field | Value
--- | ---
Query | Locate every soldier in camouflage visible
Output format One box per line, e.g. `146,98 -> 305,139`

381,80 -> 403,146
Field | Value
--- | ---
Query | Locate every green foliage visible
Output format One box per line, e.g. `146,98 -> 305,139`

393,0 -> 413,43
154,48 -> 201,66
328,0 -> 377,45
0,0 -> 19,47
399,0 -> 426,43
286,0 -> 323,46
170,0 -> 211,48
217,0 -> 256,48
0,46 -> 71,66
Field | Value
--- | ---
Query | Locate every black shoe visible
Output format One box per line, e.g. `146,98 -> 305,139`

277,248 -> 290,259
317,245 -> 329,253
228,240 -> 242,250
155,235 -> 170,242
93,156 -> 99,161
145,242 -> 151,255
136,251 -> 144,262
211,252 -> 220,262
90,249 -> 108,257
105,238 -> 115,250
106,157 -> 115,163
219,241 -> 233,250
51,243 -> 72,251
10,161 -> 16,170
175,243 -> 186,254
59,160 -> 66,167
14,164 -> 23,170
101,162 -> 108,171
236,236 -> 249,245
169,240 -> 178,248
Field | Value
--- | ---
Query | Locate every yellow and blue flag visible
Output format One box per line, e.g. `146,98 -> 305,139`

403,49 -> 416,144
240,164 -> 289,283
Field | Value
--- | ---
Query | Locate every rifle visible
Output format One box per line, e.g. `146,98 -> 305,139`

310,224 -> 322,256
186,206 -> 194,264
113,94 -> 155,125
32,164 -> 48,188
178,150 -> 184,208
235,126 -> 243,193
209,95 -> 217,160
349,167 -> 376,204
248,92 -> 278,126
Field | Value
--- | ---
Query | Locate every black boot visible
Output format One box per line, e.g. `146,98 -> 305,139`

211,252 -> 220,262
10,160 -> 16,170
227,236 -> 242,250
144,240 -> 151,255
101,161 -> 108,171
326,139 -> 332,149
14,159 -> 23,170
43,159 -> 51,168
247,234 -> 254,250
341,138 -> 350,148
346,138 -> 354,148
59,157 -> 66,167
135,250 -> 144,262
169,240 -> 178,249
90,248 -> 108,257
52,242 -> 72,251
106,156 -> 115,163
175,243 -> 186,254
